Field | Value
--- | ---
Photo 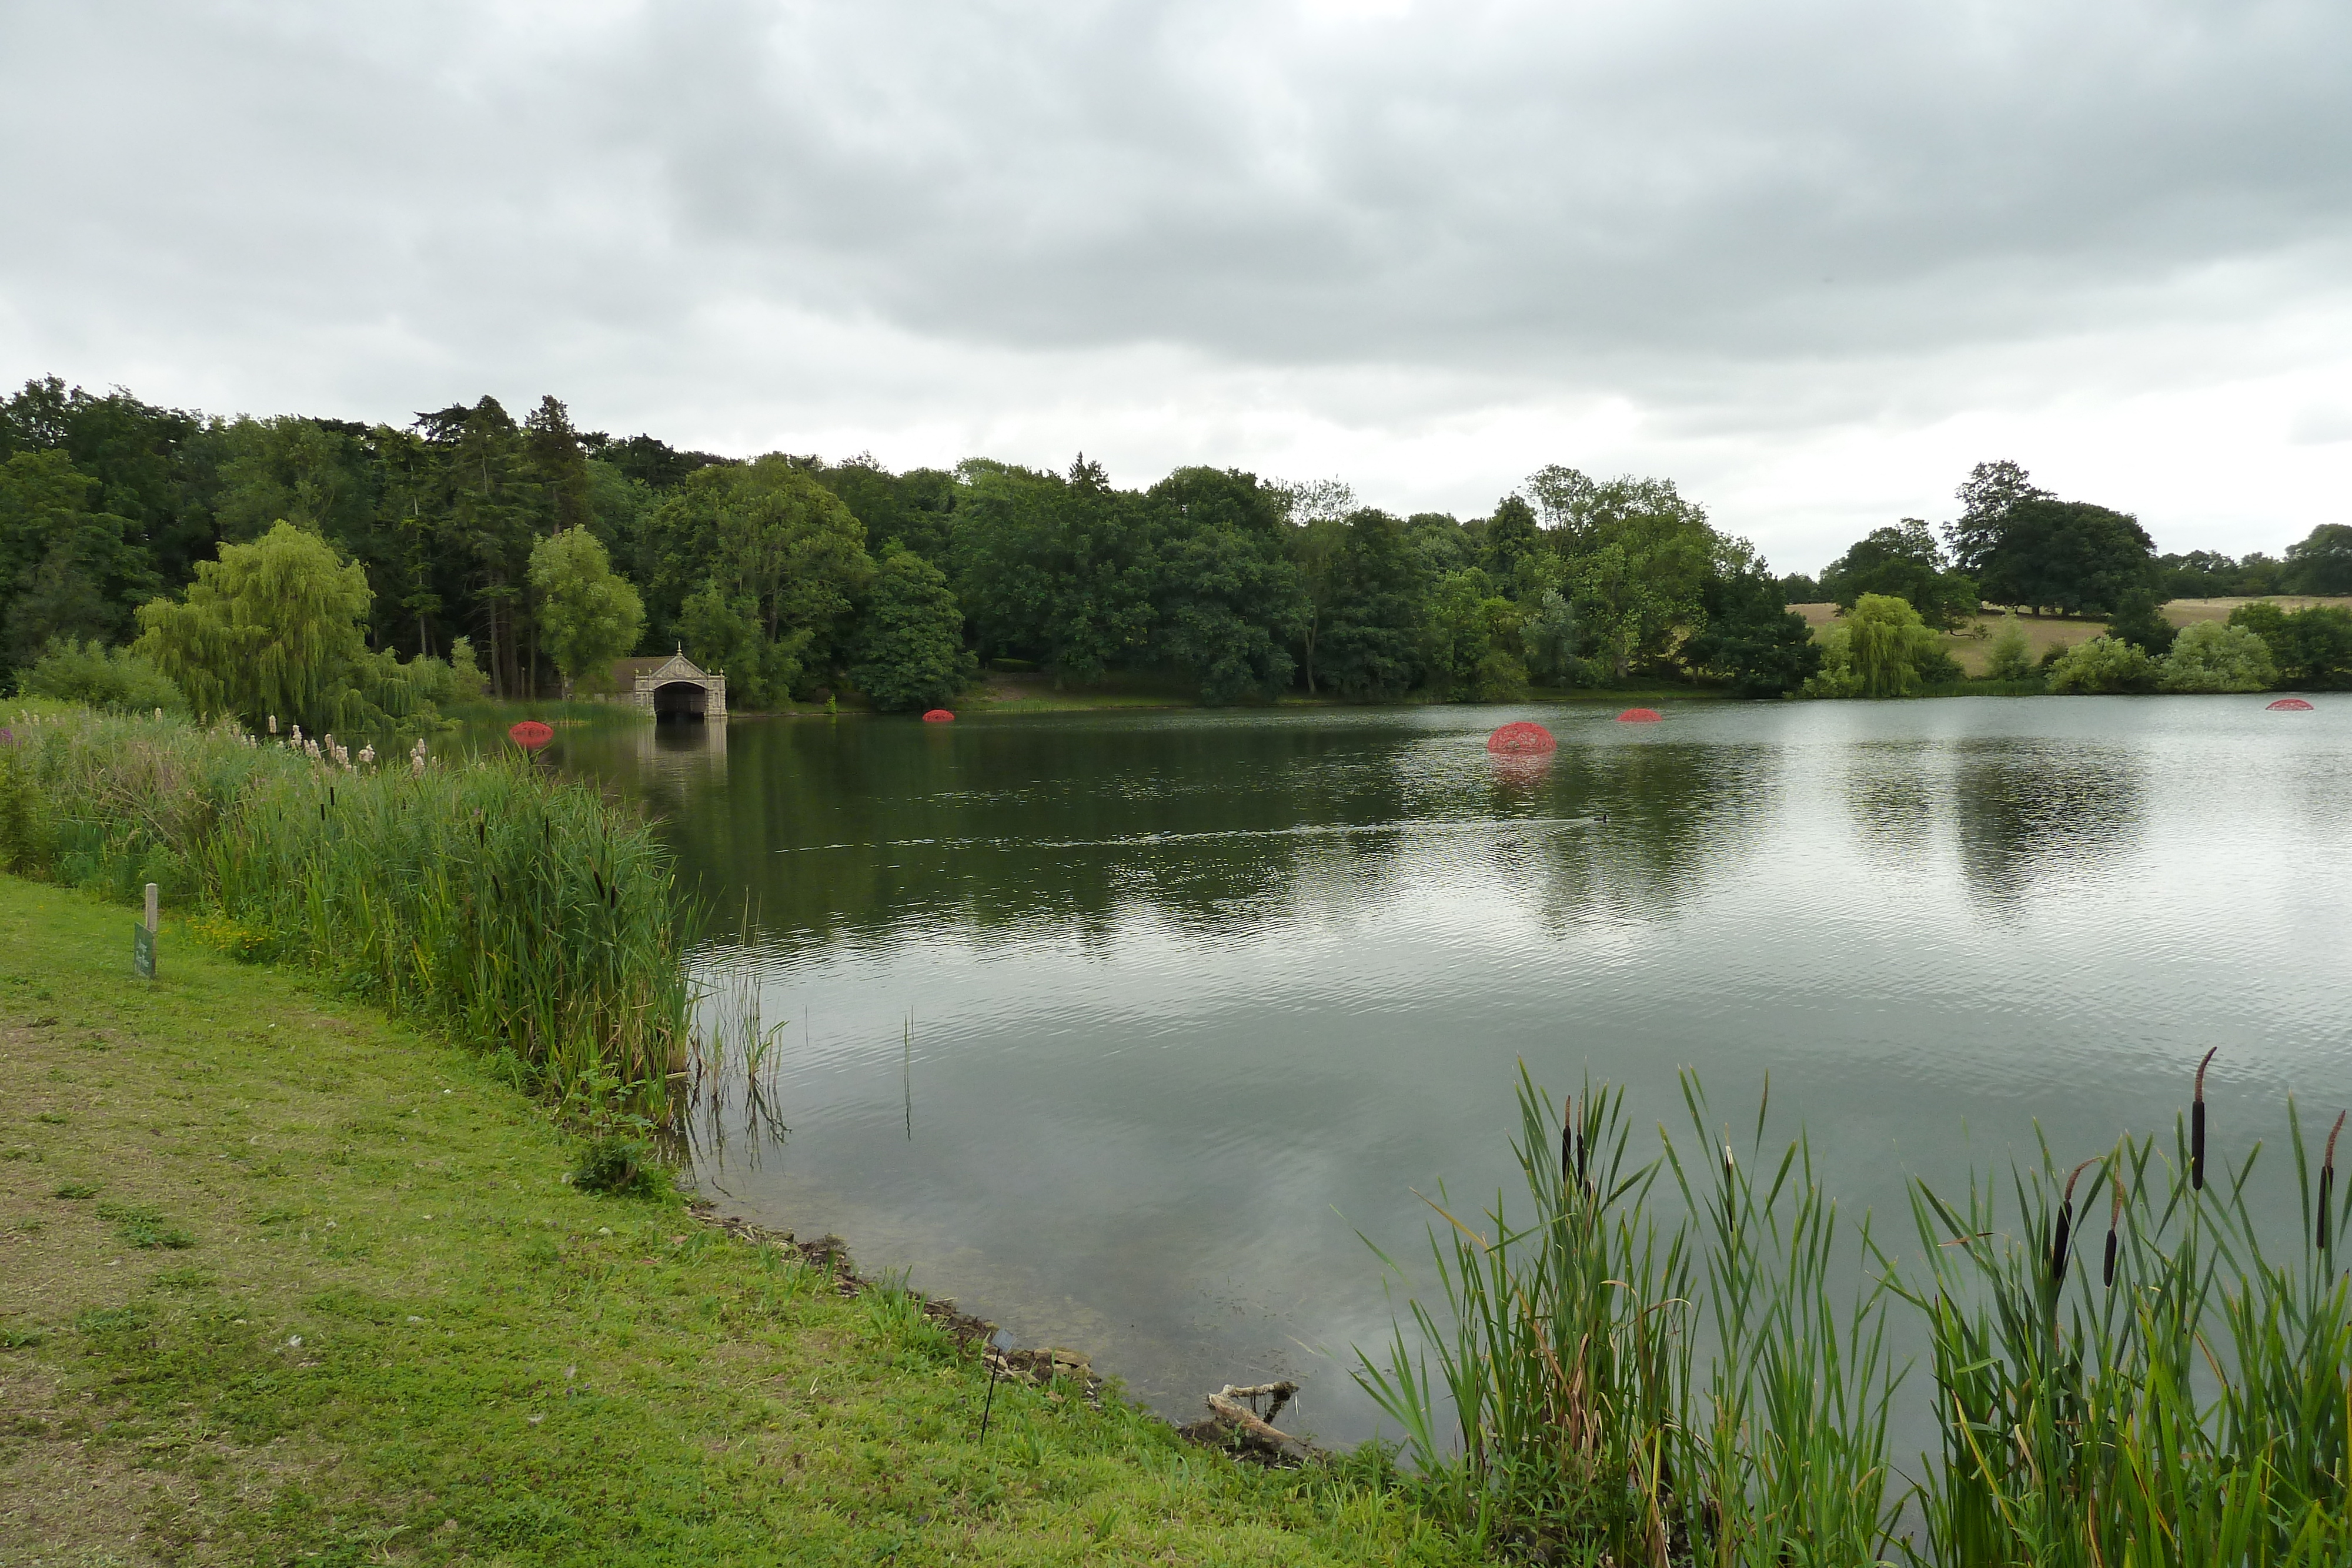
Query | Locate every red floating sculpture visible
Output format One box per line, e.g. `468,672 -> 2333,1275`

1486,721 -> 1556,754
1616,707 -> 1663,723
921,708 -> 956,723
507,720 -> 554,750
2267,698 -> 2314,711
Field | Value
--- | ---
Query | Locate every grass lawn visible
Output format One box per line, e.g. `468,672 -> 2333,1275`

0,875 -> 1473,1567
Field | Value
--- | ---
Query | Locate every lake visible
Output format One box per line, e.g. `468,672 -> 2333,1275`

534,695 -> 2351,1449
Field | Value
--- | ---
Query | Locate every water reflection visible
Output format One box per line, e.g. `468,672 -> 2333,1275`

1952,742 -> 2143,911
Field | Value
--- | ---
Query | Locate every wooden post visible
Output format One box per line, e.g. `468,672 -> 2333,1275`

133,882 -> 159,980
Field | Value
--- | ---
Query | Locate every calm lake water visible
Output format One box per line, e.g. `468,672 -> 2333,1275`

536,696 -> 2351,1447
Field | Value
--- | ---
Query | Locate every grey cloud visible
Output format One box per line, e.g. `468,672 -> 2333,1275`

2,0 -> 2347,552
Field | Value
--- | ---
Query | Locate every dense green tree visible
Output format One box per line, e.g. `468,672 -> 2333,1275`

953,456 -> 1158,683
1819,520 -> 1979,628
1942,459 -> 2050,577
1527,465 -> 1742,677
524,396 -> 594,537
1479,494 -> 1541,581
1148,467 -> 1305,704
0,451 -> 160,669
415,397 -> 542,694
1683,569 -> 1823,697
1402,511 -> 1475,579
579,431 -> 736,490
1973,498 -> 2156,615
1776,572 -> 1822,603
850,544 -> 975,711
528,529 -> 645,694
1273,479 -> 1356,696
135,521 -> 417,732
211,416 -> 373,543
2158,621 -> 2276,693
2227,601 -> 2352,688
807,455 -> 960,566
1317,509 -> 1428,700
1425,569 -> 1526,700
2104,592 -> 2178,656
2283,524 -> 2352,596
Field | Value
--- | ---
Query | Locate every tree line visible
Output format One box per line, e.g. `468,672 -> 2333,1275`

4,376 -> 2344,723
1787,459 -> 2350,628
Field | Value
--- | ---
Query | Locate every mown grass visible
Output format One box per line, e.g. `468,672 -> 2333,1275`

1358,1067 -> 2352,1564
0,874 -> 1480,1567
1,706 -> 689,1121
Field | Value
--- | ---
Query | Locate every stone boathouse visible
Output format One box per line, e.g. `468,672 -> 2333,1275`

609,651 -> 727,720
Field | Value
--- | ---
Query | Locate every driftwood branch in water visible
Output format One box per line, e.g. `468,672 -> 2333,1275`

1203,1382 -> 1318,1466
1217,1380 -> 1298,1425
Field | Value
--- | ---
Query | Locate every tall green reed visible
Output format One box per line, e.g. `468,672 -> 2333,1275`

4,707 -> 689,1121
1895,1085 -> 2352,1566
1360,1059 -> 2348,1565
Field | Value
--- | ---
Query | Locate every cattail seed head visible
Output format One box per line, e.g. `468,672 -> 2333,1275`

2052,1159 -> 2096,1288
2191,1048 -> 2216,1192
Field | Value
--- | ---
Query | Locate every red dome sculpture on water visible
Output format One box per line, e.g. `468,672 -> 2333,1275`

1486,721 -> 1556,754
2267,698 -> 2314,711
1616,707 -> 1663,724
921,708 -> 957,723
507,720 -> 554,750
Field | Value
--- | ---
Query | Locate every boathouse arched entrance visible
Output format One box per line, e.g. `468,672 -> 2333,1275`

610,651 -> 728,721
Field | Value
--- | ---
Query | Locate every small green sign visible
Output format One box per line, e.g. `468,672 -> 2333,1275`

133,922 -> 155,981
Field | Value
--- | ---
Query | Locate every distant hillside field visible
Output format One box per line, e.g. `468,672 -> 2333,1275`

1793,597 -> 2352,678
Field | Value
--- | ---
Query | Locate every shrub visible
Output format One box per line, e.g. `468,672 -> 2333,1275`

1983,612 -> 2035,680
569,1136 -> 662,1197
402,637 -> 489,707
2159,620 -> 2277,693
15,639 -> 188,714
2046,634 -> 2157,693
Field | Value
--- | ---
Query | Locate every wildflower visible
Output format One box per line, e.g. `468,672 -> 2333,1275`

268,714 -> 278,734
358,745 -> 376,767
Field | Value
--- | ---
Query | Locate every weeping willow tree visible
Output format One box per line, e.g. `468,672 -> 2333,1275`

135,520 -> 419,733
1845,591 -> 1957,697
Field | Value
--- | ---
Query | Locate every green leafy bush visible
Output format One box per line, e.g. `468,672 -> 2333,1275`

2046,634 -> 2157,693
15,638 -> 187,714
569,1135 -> 662,1197
2159,620 -> 2276,692
1983,611 -> 2035,680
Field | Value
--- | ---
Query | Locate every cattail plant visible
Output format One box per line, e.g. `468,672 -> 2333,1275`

1,707 -> 689,1122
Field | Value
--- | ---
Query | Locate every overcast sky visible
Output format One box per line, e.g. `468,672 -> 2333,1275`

4,1 -> 2348,572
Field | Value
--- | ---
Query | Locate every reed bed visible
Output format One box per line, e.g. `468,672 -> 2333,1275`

1,707 -> 690,1121
1357,1063 -> 2350,1565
